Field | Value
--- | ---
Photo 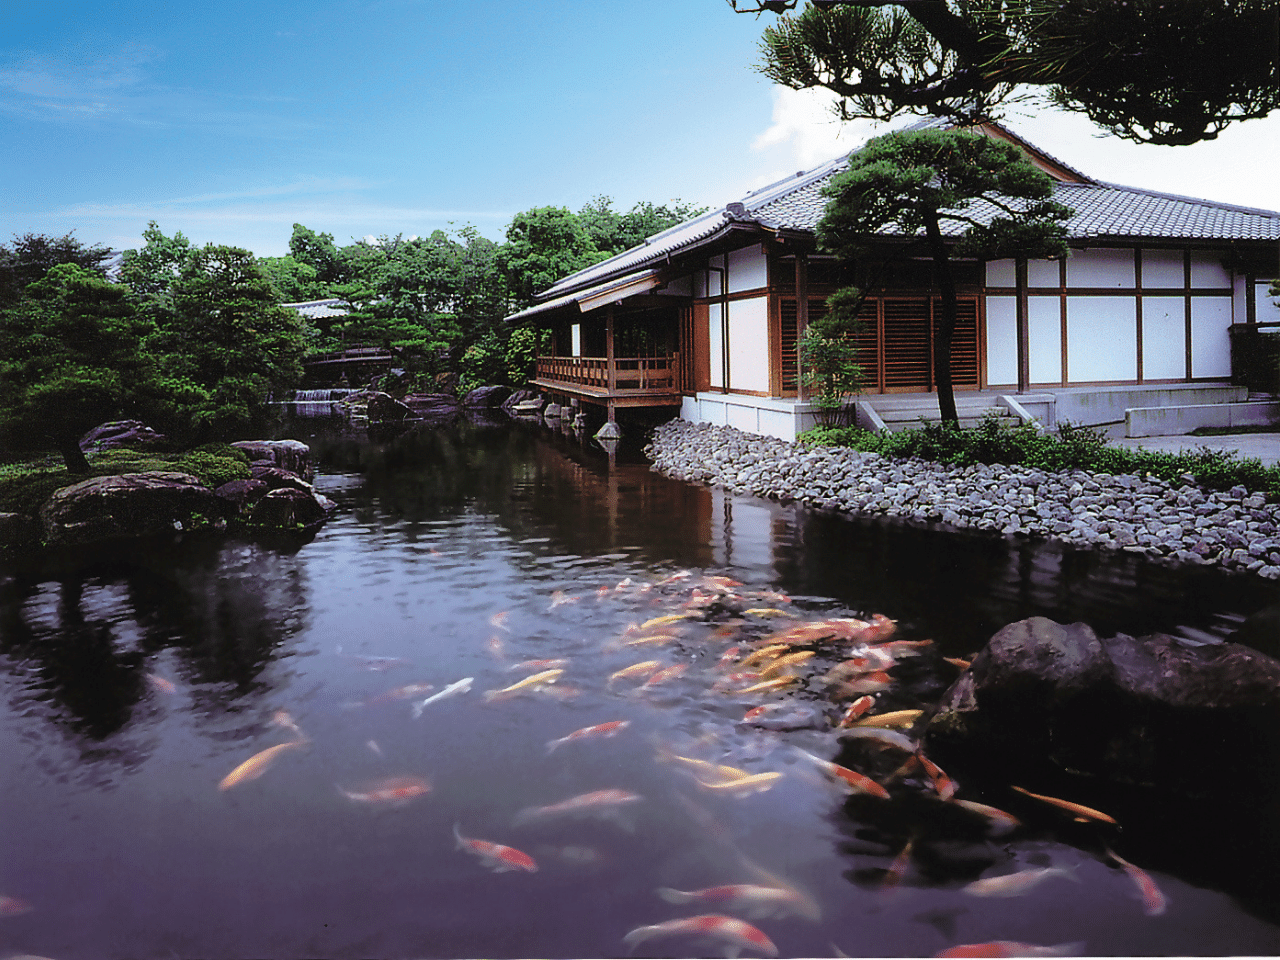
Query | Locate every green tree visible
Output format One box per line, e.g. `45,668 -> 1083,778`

742,0 -> 1279,146
289,223 -> 347,286
577,197 -> 709,258
0,232 -> 114,307
152,246 -> 307,435
118,222 -> 195,309
499,206 -> 601,308
0,264 -> 160,472
256,254 -> 328,303
818,127 -> 1070,424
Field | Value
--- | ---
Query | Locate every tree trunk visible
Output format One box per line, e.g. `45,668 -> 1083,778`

56,436 -> 90,475
924,214 -> 959,426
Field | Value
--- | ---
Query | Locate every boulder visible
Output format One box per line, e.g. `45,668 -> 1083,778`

246,487 -> 332,530
231,440 -> 313,481
462,385 -> 511,408
402,393 -> 461,421
39,472 -> 234,547
213,478 -> 270,509
249,465 -> 311,492
367,392 -> 412,423
925,616 -> 1280,799
501,388 -> 540,413
79,420 -> 167,452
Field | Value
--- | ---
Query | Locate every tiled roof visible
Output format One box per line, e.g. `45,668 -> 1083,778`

284,298 -> 348,319
524,126 -> 1280,310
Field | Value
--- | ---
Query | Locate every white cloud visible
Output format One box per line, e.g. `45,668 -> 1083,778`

752,87 -> 886,170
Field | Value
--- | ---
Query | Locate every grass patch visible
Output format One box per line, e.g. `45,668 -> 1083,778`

800,415 -> 1280,499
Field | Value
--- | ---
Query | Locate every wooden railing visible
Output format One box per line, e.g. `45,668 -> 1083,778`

536,354 -> 681,394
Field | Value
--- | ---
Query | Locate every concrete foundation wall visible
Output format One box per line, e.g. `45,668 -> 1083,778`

1052,383 -> 1246,428
1126,400 -> 1280,437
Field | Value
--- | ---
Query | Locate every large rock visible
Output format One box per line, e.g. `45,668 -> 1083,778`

925,616 -> 1280,799
213,478 -> 270,510
501,387 -> 539,413
366,392 -> 412,423
79,420 -> 167,452
247,487 -> 333,530
249,465 -> 312,492
402,393 -> 461,421
231,440 -> 313,481
39,472 -> 234,547
463,385 -> 511,408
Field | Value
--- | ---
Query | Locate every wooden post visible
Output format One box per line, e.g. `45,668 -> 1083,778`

795,253 -> 809,401
1016,257 -> 1029,393
606,305 -> 617,397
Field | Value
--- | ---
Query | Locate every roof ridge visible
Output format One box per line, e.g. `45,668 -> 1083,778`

1074,180 -> 1280,220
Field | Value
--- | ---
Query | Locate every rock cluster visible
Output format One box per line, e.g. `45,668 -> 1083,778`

646,419 -> 1280,579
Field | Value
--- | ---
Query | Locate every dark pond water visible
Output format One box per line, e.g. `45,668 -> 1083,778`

2,413 -> 1279,959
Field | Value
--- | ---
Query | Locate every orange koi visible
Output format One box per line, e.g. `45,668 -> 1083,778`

945,657 -> 972,670
623,914 -> 778,958
834,671 -> 892,697
146,673 -> 177,695
546,720 -> 630,754
1105,846 -> 1167,916
488,611 -> 510,631
642,664 -> 688,687
218,740 -> 305,791
717,645 -> 743,670
1010,786 -> 1118,825
917,752 -> 957,800
838,695 -> 877,725
338,775 -> 431,805
607,660 -> 662,686
454,823 -> 537,873
793,748 -> 890,799
865,612 -> 897,642
937,941 -> 1083,958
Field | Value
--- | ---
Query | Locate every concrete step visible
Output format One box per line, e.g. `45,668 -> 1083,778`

873,404 -> 1015,433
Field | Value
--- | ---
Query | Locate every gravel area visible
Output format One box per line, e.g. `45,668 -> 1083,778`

646,419 -> 1280,580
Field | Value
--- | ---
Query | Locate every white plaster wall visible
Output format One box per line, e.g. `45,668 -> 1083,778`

1027,259 -> 1061,287
728,297 -> 770,393
1141,297 -> 1186,379
706,255 -> 724,297
1067,297 -> 1136,381
1259,282 -> 1280,323
1234,275 -> 1247,324
986,260 -> 1015,287
1190,253 -> 1231,289
1190,297 -> 1232,377
1141,249 -> 1184,288
1067,248 -> 1135,289
708,309 -> 724,388
727,245 -> 768,293
1028,297 -> 1062,383
985,296 -> 1018,385
570,324 -> 581,358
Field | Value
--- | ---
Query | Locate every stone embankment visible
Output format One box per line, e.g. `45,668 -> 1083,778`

646,419 -> 1280,580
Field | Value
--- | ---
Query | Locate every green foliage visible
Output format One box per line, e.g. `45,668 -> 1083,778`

0,462 -> 80,516
256,255 -> 328,303
457,330 -> 508,396
174,450 -> 252,488
750,0 -> 1279,146
801,415 -> 1280,498
119,222 -> 195,309
289,223 -> 347,286
0,231 -> 114,307
799,314 -> 865,427
499,206 -> 601,308
504,326 -> 551,386
577,197 -> 709,259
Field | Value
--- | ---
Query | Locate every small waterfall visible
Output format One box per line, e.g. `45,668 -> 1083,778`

294,388 -> 355,402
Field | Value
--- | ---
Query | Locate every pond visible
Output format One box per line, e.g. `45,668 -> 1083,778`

2,415 -> 1278,959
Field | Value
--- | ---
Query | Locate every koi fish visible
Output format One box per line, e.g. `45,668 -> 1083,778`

793,748 -> 890,799
654,569 -> 693,586
146,673 -> 177,695
338,775 -> 431,805
917,752 -> 957,800
936,942 -> 1084,958
833,672 -> 892,697
695,771 -> 784,797
623,632 -> 680,647
548,589 -> 581,611
639,614 -> 687,630
735,676 -> 800,696
366,739 -> 383,757
345,654 -> 411,671
1009,786 -> 1118,825
546,720 -> 630,754
0,894 -> 32,916
454,823 -> 537,873
488,611 -> 510,631
838,696 -> 876,725
945,657 -> 973,671
876,638 -> 933,657
1105,846 -> 1167,916
743,607 -> 796,619
657,883 -> 814,920
622,914 -> 777,958
361,681 -> 436,706
840,727 -> 917,752
658,750 -> 752,784
513,788 -> 642,827
641,664 -> 688,688
483,668 -> 563,702
950,798 -> 1021,836
607,660 -> 662,686
717,646 -> 743,670
847,709 -> 922,729
218,740 -> 305,791
757,651 -> 815,678
882,837 -> 914,891
864,612 -> 897,641
963,865 -> 1078,898
509,658 -> 570,673
270,709 -> 308,743
411,677 -> 473,717
739,644 -> 790,669
486,635 -> 506,659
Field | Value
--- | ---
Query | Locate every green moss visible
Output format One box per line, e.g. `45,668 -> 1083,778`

174,450 -> 251,489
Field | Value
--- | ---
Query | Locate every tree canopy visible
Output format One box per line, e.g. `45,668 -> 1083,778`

0,232 -> 115,307
741,0 -> 1280,146
818,127 -> 1071,423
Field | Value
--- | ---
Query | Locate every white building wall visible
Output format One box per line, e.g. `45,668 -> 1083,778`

1190,253 -> 1231,288
985,297 -> 1017,384
1141,297 -> 1186,379
987,260 -> 1016,286
1027,259 -> 1061,287
727,245 -> 768,293
1190,298 -> 1233,378
1067,297 -> 1136,381
1067,248 -> 1134,288
1142,249 -> 1184,288
728,297 -> 770,392
708,307 -> 724,389
1027,297 -> 1062,382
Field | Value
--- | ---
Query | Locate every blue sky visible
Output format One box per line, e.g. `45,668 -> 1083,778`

4,0 -> 1279,258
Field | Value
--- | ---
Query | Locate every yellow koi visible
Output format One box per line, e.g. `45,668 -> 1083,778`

847,709 -> 923,729
736,676 -> 800,696
738,644 -> 789,669
639,614 -> 687,630
757,651 -> 815,678
483,668 -> 564,702
218,740 -> 304,791
607,660 -> 662,686
743,608 -> 796,618
694,771 -> 783,796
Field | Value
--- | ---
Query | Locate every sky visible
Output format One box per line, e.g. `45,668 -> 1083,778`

3,0 -> 1279,259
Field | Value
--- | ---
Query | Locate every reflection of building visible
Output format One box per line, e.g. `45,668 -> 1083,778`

509,121 -> 1280,440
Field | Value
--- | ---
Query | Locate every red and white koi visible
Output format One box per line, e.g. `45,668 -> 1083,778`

337,775 -> 431,805
963,865 -> 1078,898
1105,846 -> 1167,916
641,664 -> 688,688
916,751 -> 957,800
936,941 -> 1084,958
486,634 -> 506,659
513,788 -> 642,827
547,589 -> 581,611
488,611 -> 510,631
622,914 -> 778,958
838,696 -> 876,725
454,823 -> 537,873
545,720 -> 630,754
657,883 -> 815,920
793,748 -> 890,799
